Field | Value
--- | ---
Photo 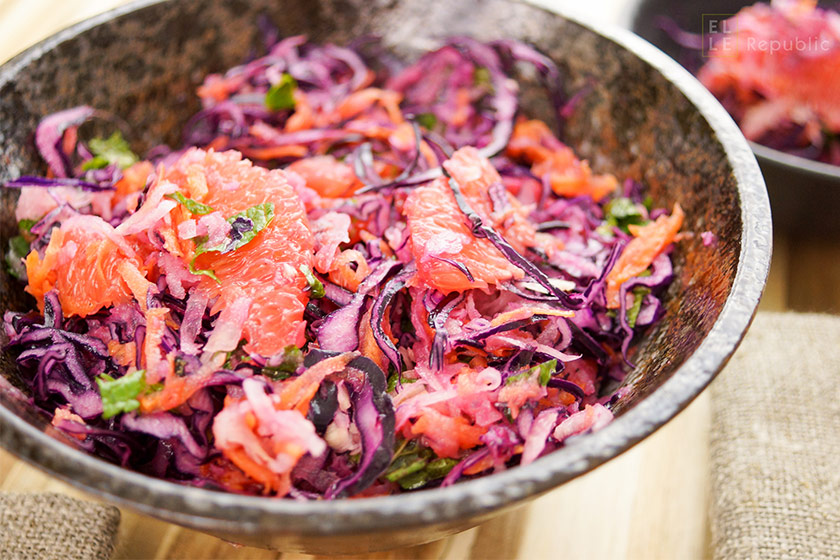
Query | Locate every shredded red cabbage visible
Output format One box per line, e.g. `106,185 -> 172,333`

2,33 -> 685,499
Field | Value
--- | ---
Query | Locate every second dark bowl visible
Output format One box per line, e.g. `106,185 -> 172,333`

631,0 -> 840,235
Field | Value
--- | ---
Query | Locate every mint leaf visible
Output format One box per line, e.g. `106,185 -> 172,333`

396,470 -> 430,490
424,457 -> 458,479
146,382 -> 165,393
6,235 -> 30,280
87,131 -> 138,170
473,67 -> 491,87
537,359 -> 556,386
81,155 -> 109,171
506,359 -> 557,387
189,202 -> 275,282
166,191 -> 215,215
188,257 -> 221,284
220,203 -> 275,254
385,453 -> 429,482
262,345 -> 303,380
604,197 -> 647,234
96,369 -> 146,419
386,371 -> 417,393
415,113 -> 438,130
300,265 -> 325,299
265,74 -> 297,111
18,219 -> 37,234
9,236 -> 29,259
385,447 -> 458,489
626,286 -> 651,329
222,339 -> 248,370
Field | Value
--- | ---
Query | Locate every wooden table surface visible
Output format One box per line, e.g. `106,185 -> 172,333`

0,1 -> 835,558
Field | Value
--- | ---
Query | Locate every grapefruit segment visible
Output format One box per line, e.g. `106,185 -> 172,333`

25,215 -> 145,317
442,146 -> 537,254
405,147 -> 533,293
164,148 -> 314,356
405,176 -> 523,293
287,156 -> 362,198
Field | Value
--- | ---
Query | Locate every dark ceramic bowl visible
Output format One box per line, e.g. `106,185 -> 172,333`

630,0 -> 840,235
0,0 -> 771,553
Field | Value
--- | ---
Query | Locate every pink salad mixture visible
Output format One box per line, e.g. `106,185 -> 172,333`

3,35 -> 682,498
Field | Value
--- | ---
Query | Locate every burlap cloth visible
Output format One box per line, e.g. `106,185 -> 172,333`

710,312 -> 840,560
0,492 -> 120,559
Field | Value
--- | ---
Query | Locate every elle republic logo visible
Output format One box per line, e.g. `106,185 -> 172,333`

701,13 -> 833,57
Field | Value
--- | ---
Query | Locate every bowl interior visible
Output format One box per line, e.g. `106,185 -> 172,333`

0,0 -> 769,552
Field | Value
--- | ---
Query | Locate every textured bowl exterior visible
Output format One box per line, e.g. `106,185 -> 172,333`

630,0 -> 840,235
0,0 -> 771,553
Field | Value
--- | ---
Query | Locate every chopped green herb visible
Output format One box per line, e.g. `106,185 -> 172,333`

18,219 -> 37,235
262,345 -> 303,380
166,191 -> 215,215
222,339 -> 249,369
596,223 -> 616,238
385,453 -> 429,482
604,197 -> 647,234
473,67 -> 492,87
384,444 -> 458,490
86,131 -> 138,170
396,470 -> 431,490
261,368 -> 292,381
300,265 -> 325,299
5,235 -> 30,280
386,371 -> 417,393
389,439 -> 425,462
81,155 -> 109,171
626,286 -> 651,329
506,359 -> 557,387
96,369 -> 146,419
189,202 -> 275,283
224,203 -> 275,252
424,457 -> 458,479
146,382 -> 165,393
265,73 -> 297,111
392,438 -> 410,457
415,113 -> 438,130
174,356 -> 188,377
188,259 -> 221,283
9,236 -> 29,256
501,405 -> 514,424
537,359 -> 556,386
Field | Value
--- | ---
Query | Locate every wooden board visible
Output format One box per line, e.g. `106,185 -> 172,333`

0,1 -> 815,558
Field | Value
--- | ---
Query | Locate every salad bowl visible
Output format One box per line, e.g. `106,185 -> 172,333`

0,0 -> 770,553
631,0 -> 840,235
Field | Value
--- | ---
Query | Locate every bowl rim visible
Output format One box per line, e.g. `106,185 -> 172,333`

0,0 -> 772,537
750,141 -> 840,179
